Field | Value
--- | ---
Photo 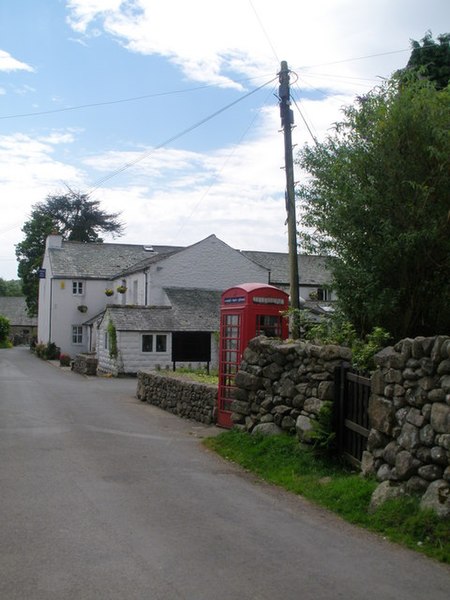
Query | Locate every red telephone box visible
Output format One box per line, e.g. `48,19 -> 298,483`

217,283 -> 289,428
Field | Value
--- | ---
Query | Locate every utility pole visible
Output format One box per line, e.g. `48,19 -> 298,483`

279,60 -> 300,338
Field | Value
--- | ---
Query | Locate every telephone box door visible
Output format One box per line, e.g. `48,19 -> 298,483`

217,283 -> 289,428
217,311 -> 241,428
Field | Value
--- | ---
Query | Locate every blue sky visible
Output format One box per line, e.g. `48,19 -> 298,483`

0,0 -> 448,279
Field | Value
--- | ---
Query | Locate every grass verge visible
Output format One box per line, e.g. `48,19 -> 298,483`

204,430 -> 450,563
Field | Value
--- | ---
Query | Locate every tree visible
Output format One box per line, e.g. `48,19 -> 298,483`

0,279 -> 23,296
16,189 -> 123,315
297,77 -> 450,340
403,32 -> 450,90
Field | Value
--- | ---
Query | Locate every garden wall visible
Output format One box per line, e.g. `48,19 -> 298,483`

364,335 -> 450,515
231,336 -> 351,439
231,335 -> 450,516
136,371 -> 216,424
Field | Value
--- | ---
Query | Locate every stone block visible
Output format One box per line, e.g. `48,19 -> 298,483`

296,415 -> 313,443
398,422 -> 420,450
430,402 -> 450,433
368,396 -> 395,435
420,479 -> 450,518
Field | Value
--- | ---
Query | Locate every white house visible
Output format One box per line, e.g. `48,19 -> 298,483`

37,232 -> 334,369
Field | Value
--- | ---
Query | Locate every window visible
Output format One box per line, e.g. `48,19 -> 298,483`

141,334 -> 167,353
142,335 -> 153,352
256,315 -> 282,338
317,288 -> 332,302
156,335 -> 167,352
72,281 -> 84,295
72,325 -> 83,345
104,332 -> 108,350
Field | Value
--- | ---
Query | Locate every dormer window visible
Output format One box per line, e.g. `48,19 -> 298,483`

72,281 -> 84,295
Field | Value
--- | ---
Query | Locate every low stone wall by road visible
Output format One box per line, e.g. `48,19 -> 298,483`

231,336 -> 351,438
136,371 -> 217,424
365,335 -> 450,515
73,352 -> 98,376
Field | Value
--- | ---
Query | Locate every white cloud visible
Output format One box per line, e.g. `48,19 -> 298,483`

0,50 -> 34,72
64,0 -> 447,92
0,132 -> 85,277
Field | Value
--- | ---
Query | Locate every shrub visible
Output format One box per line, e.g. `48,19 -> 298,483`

59,353 -> 71,367
0,315 -> 10,343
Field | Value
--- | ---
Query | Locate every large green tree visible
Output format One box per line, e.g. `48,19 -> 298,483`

404,32 -> 450,90
297,77 -> 450,340
0,279 -> 23,296
16,189 -> 123,315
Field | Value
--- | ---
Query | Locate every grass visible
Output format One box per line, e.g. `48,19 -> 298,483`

204,430 -> 450,563
159,367 -> 219,386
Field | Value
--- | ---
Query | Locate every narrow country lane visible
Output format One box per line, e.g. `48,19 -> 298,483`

1,347 -> 449,600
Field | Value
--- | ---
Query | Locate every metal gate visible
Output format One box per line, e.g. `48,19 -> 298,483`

334,366 -> 371,466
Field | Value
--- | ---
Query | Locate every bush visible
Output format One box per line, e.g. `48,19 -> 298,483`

0,314 -> 10,343
59,353 -> 71,367
34,341 -> 60,360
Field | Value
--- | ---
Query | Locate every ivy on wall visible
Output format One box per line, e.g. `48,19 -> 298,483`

107,320 -> 118,359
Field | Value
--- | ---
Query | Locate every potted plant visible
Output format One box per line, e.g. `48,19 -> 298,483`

117,285 -> 127,294
78,305 -> 88,313
104,288 -> 114,297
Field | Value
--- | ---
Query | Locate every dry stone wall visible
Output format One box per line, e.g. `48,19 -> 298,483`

365,335 -> 450,516
231,336 -> 351,438
136,371 -> 216,424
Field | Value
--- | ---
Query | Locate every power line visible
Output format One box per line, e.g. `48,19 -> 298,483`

87,76 -> 278,193
249,0 -> 280,64
175,83 -> 278,238
0,49 -> 409,122
0,74 -> 274,121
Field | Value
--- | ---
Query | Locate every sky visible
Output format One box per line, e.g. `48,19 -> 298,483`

0,0 -> 448,280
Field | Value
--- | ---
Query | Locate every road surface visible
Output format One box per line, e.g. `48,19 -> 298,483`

0,347 -> 449,599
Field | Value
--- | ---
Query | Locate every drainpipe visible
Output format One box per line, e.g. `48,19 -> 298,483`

48,278 -> 53,343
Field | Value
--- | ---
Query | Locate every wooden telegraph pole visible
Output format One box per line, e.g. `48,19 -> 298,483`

279,60 -> 300,338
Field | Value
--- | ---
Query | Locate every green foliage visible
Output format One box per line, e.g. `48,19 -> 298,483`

107,320 -> 118,359
298,309 -> 390,371
15,188 -> 124,316
34,341 -> 60,360
0,279 -> 23,296
351,326 -> 391,371
205,431 -> 449,562
403,32 -> 450,90
297,76 -> 450,340
0,315 -> 10,342
309,401 -> 336,455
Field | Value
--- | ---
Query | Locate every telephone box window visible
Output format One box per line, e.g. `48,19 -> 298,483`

256,315 -> 283,337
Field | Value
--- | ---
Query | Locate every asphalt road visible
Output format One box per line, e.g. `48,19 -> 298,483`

0,347 -> 449,600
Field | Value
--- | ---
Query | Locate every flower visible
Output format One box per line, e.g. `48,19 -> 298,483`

116,285 -> 127,294
104,288 -> 114,296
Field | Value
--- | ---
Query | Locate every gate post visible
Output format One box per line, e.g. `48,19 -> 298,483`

334,363 -> 349,454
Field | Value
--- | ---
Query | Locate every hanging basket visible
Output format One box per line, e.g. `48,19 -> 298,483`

104,289 -> 114,297
117,285 -> 127,294
78,305 -> 88,313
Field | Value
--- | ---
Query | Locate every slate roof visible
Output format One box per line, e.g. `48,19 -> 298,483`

46,236 -> 331,287
241,251 -> 331,286
0,297 -> 37,326
102,288 -> 221,333
48,241 -> 183,279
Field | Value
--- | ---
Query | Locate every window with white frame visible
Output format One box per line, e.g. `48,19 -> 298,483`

72,280 -> 84,295
142,334 -> 167,353
317,288 -> 332,302
72,325 -> 83,345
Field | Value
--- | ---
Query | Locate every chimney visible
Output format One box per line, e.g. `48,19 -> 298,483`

46,233 -> 63,249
